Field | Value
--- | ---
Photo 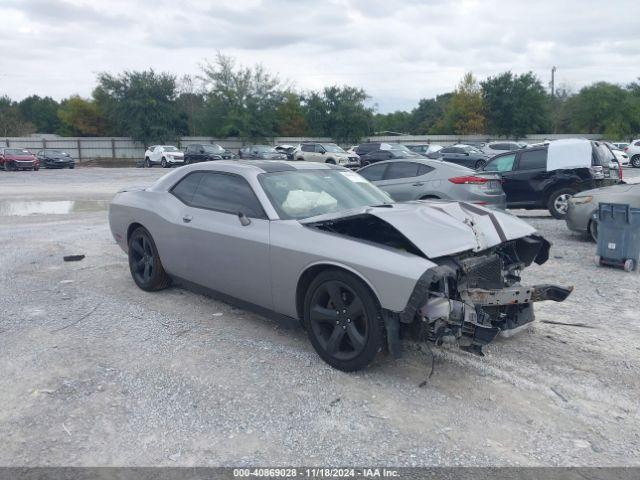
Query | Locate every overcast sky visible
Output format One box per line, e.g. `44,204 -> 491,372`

1,0 -> 638,112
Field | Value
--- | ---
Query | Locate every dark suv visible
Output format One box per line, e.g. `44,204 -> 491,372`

481,140 -> 620,218
184,144 -> 235,164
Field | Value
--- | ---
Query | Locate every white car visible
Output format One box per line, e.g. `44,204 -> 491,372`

604,142 -> 629,166
481,141 -> 528,157
624,139 -> 640,168
143,145 -> 185,168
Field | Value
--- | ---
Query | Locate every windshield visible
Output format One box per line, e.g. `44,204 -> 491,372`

321,144 -> 345,153
5,149 -> 30,155
255,145 -> 277,153
163,146 -> 180,152
259,170 -> 393,220
203,144 -> 224,153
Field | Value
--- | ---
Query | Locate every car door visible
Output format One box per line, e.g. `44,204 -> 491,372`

505,149 -> 549,205
483,153 -> 519,205
152,147 -> 163,163
301,144 -> 316,162
170,171 -> 272,308
373,161 -> 425,201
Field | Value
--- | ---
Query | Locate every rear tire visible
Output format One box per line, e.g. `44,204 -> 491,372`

624,259 -> 635,272
631,155 -> 640,168
145,157 -> 152,168
547,188 -> 576,219
127,227 -> 171,291
303,269 -> 384,371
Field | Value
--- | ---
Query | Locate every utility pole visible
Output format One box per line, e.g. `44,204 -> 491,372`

550,66 -> 557,97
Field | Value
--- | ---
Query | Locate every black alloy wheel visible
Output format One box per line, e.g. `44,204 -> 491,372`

632,155 -> 640,168
304,270 -> 384,371
128,227 -> 170,291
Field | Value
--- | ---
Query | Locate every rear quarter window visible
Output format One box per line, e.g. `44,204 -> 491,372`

516,149 -> 547,170
171,172 -> 205,204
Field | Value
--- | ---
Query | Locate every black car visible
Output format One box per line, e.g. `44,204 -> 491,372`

184,144 -> 235,164
238,145 -> 287,160
481,140 -> 620,219
36,149 -> 75,169
428,144 -> 489,170
355,142 -> 384,157
359,148 -> 422,165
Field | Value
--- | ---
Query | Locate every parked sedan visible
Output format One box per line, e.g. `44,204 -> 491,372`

36,149 -> 75,169
481,141 -> 528,157
0,148 -> 39,171
428,144 -> 489,169
238,145 -> 287,160
406,144 -> 443,156
109,160 -> 570,371
143,145 -> 184,168
566,183 -> 640,241
359,147 -> 422,165
358,159 -> 506,208
184,143 -> 235,164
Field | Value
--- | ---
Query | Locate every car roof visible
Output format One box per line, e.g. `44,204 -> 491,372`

360,157 -> 470,170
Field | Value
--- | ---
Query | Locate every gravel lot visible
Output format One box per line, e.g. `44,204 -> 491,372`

1,167 -> 639,467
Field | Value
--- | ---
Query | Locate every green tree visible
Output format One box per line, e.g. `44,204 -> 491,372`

57,95 -> 106,136
0,95 -> 35,136
176,75 -> 206,137
93,70 -> 183,145
410,93 -> 452,134
437,72 -> 485,134
17,95 -> 61,133
563,82 -> 637,139
373,110 -> 413,134
303,86 -> 373,143
199,54 -> 285,140
276,92 -> 308,136
481,71 -> 550,137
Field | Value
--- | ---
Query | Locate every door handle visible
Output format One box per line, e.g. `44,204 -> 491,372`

182,214 -> 193,223
412,182 -> 424,186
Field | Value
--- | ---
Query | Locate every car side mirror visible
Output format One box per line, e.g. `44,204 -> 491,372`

238,211 -> 251,226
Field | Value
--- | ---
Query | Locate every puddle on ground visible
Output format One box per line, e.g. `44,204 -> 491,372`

0,200 -> 109,216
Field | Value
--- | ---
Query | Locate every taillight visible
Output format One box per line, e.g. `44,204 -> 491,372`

448,176 -> 489,184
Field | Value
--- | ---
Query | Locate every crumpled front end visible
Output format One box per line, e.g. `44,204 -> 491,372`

397,234 -> 573,356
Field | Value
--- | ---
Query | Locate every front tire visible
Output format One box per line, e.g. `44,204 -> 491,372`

303,269 -> 384,371
128,227 -> 171,291
144,157 -> 152,168
161,157 -> 168,168
547,188 -> 576,219
632,155 -> 640,168
588,219 -> 598,242
326,158 -> 336,165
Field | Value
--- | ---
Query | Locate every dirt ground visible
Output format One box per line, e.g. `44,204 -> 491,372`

1,167 -> 639,466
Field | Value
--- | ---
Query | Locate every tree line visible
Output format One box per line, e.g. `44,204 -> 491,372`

2,54 -> 639,145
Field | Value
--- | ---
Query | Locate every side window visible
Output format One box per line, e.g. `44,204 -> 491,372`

417,164 -> 434,176
359,163 -> 387,182
635,141 -> 640,146
517,150 -> 547,170
301,144 -> 314,152
171,172 -> 205,205
191,173 -> 265,218
485,153 -> 516,172
440,147 -> 453,154
315,144 -> 324,153
384,162 -> 420,180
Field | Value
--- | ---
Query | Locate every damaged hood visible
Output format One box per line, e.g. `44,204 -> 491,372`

302,200 -> 536,258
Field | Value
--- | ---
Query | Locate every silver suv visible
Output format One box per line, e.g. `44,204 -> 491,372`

625,139 -> 640,168
294,143 -> 360,169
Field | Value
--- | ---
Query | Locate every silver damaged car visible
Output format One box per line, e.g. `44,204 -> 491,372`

109,161 -> 573,371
